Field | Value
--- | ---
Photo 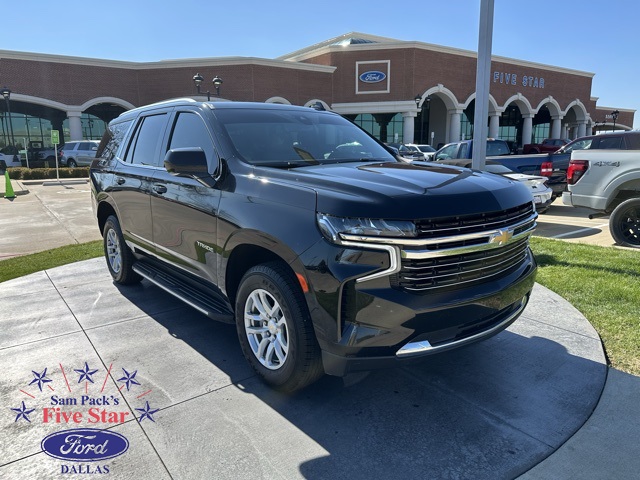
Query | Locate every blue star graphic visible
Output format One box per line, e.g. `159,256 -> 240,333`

74,362 -> 99,384
11,401 -> 35,423
135,401 -> 159,423
29,368 -> 52,391
117,368 -> 141,391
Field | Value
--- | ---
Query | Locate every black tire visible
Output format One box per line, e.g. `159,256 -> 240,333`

235,262 -> 323,392
610,198 -> 640,248
67,159 -> 77,168
102,215 -> 142,284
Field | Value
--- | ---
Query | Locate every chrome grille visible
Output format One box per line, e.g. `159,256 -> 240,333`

392,237 -> 529,293
414,202 -> 534,239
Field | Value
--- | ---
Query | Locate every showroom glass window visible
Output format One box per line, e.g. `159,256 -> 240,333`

168,112 -> 215,163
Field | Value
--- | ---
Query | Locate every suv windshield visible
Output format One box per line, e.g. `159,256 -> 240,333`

214,108 -> 395,166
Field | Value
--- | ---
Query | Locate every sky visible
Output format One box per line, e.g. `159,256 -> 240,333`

4,0 -> 639,128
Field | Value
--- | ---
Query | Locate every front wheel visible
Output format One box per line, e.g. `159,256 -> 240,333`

235,263 -> 323,392
102,215 -> 141,284
610,198 -> 640,248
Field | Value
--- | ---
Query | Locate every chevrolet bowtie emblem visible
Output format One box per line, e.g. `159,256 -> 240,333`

490,228 -> 513,245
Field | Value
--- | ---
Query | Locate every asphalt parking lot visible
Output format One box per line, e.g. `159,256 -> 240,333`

1,180 -> 639,479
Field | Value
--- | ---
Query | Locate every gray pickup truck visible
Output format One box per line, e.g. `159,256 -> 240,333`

563,148 -> 640,247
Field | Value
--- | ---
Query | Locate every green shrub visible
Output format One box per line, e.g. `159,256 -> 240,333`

5,167 -> 89,180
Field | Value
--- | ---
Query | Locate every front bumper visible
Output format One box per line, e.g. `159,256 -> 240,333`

299,209 -> 538,377
321,289 -> 531,376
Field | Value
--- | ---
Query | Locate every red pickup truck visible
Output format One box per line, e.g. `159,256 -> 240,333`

523,138 -> 569,154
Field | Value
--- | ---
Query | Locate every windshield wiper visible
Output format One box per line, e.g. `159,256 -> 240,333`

254,160 -> 320,168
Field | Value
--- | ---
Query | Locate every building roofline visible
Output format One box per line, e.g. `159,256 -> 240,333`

279,32 -> 595,78
0,50 -> 336,73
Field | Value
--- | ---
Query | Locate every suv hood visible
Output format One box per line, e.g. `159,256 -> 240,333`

259,161 -> 533,219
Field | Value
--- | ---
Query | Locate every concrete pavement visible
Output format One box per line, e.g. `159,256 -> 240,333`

0,260 -> 609,478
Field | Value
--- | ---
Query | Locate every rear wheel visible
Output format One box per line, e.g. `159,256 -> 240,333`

67,159 -> 77,168
102,215 -> 141,284
610,198 -> 640,248
235,263 -> 323,392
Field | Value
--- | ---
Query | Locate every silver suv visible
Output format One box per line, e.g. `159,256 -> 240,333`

61,140 -> 100,167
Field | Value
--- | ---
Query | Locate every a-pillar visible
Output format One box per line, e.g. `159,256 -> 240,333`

521,115 -> 533,147
448,110 -> 462,143
551,116 -> 562,139
577,121 -> 587,138
66,111 -> 83,141
489,113 -> 500,138
402,111 -> 417,144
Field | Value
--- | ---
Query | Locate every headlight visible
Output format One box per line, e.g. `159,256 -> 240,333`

317,213 -> 417,242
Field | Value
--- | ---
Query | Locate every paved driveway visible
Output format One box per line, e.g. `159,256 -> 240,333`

0,257 -> 606,479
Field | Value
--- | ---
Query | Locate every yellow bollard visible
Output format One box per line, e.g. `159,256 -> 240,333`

4,170 -> 15,199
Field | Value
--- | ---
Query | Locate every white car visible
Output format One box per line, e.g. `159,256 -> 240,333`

60,140 -> 100,167
437,159 -> 553,213
404,143 -> 437,160
0,146 -> 23,168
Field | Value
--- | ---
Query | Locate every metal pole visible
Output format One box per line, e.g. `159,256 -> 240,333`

471,0 -> 495,170
4,98 -> 15,147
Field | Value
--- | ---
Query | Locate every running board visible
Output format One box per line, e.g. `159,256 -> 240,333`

133,262 -> 234,323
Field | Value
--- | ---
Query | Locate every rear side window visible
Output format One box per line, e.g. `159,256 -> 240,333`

487,141 -> 510,156
96,120 -> 133,161
593,136 -> 622,149
124,114 -> 167,166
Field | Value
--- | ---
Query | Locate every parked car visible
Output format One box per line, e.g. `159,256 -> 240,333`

61,140 -> 100,167
385,142 -> 424,160
0,145 -> 23,167
91,99 -> 537,392
437,159 -> 553,213
433,139 -> 567,199
404,143 -> 436,160
522,138 -> 569,154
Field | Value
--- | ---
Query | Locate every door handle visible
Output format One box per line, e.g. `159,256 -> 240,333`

116,176 -> 125,185
153,184 -> 167,194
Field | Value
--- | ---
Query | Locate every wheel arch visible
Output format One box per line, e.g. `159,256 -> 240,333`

96,199 -> 118,234
224,240 -> 307,308
604,174 -> 640,211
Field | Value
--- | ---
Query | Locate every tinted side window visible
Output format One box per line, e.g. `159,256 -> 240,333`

96,120 -> 133,161
487,141 -> 510,156
168,112 -> 215,162
594,136 -> 622,149
125,114 -> 167,166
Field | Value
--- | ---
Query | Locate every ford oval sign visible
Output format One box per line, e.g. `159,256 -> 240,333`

41,428 -> 129,462
359,71 -> 386,83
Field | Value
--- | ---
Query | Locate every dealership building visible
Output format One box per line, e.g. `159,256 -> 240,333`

0,32 -> 634,151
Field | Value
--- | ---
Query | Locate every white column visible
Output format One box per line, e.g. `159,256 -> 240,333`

551,117 -> 562,139
66,111 -> 83,141
521,115 -> 533,146
448,110 -> 462,143
564,124 -> 572,139
489,114 -> 500,138
577,121 -> 587,138
402,111 -> 417,144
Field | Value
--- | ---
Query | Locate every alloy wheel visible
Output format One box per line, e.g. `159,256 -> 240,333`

244,289 -> 289,370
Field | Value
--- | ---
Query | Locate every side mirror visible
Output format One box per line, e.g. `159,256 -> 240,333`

164,148 -> 214,185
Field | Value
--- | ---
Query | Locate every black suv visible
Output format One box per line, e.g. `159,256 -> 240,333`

91,99 -> 537,391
